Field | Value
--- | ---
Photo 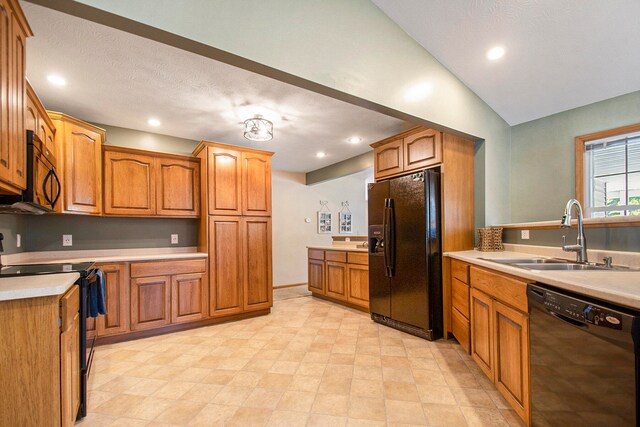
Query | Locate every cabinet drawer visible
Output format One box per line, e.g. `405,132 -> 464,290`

451,278 -> 470,318
60,284 -> 80,331
451,307 -> 470,353
308,249 -> 324,260
470,266 -> 528,313
451,259 -> 469,284
325,251 -> 347,263
347,252 -> 368,265
130,258 -> 206,278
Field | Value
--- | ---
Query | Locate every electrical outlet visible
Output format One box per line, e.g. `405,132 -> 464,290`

62,234 -> 72,246
16,234 -> 20,248
521,230 -> 530,240
171,234 -> 179,245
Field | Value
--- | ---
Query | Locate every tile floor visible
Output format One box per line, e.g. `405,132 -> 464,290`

79,288 -> 524,426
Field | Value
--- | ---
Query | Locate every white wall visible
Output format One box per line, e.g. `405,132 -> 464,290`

77,0 -> 512,225
272,168 -> 372,286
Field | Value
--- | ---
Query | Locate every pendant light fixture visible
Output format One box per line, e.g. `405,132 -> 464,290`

243,114 -> 273,142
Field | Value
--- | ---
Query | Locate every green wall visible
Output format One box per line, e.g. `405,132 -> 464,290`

0,215 -> 26,254
503,227 -> 640,253
510,90 -> 640,222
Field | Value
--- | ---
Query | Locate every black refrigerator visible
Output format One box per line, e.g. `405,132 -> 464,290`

367,169 -> 442,341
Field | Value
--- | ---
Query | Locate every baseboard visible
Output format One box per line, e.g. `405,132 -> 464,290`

310,292 -> 369,313
273,283 -> 307,289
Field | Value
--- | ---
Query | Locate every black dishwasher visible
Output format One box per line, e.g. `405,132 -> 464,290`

528,283 -> 639,426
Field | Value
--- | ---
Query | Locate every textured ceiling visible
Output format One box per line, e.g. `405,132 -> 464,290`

22,2 -> 410,172
373,0 -> 640,125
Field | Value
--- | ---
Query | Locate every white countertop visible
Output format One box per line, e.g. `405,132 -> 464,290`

4,247 -> 208,265
307,245 -> 368,253
0,272 -> 80,302
445,249 -> 640,310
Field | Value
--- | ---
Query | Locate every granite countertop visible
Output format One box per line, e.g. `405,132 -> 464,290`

307,245 -> 368,253
0,272 -> 80,302
445,249 -> 640,310
4,247 -> 208,265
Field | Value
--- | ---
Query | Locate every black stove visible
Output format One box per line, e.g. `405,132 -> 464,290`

0,262 -> 95,277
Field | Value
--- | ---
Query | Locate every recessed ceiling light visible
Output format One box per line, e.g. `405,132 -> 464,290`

487,46 -> 506,60
316,152 -> 326,158
46,74 -> 66,86
404,82 -> 433,102
147,118 -> 161,127
348,136 -> 362,144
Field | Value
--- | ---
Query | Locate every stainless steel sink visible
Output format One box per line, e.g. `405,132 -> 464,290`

512,263 -> 610,271
479,257 -> 566,264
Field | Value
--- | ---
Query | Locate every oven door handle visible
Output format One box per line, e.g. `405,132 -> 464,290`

42,169 -> 54,207
50,169 -> 61,208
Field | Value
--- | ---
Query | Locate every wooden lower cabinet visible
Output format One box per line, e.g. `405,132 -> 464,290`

493,300 -> 530,423
60,311 -> 80,427
308,249 -> 369,310
308,259 -> 325,294
326,261 -> 347,301
470,288 -> 494,379
96,263 -> 129,336
243,217 -> 272,311
209,216 -> 244,317
346,263 -> 369,308
130,275 -> 171,331
171,273 -> 207,323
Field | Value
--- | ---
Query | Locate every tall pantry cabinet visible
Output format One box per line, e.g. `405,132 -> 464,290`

193,141 -> 273,318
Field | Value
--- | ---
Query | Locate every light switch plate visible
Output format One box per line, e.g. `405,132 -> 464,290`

62,234 -> 73,246
16,234 -> 20,248
521,230 -> 530,240
171,234 -> 179,244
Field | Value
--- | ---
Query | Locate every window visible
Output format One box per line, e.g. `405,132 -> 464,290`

576,124 -> 640,219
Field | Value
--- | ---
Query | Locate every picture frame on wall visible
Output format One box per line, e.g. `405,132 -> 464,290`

339,211 -> 352,234
318,211 -> 332,234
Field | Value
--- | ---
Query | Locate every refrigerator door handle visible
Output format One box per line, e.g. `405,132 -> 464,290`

384,198 -> 395,277
383,198 -> 390,276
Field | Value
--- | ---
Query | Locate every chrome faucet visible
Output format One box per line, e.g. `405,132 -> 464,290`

561,199 -> 588,263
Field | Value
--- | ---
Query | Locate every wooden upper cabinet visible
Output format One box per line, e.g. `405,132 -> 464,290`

373,138 -> 403,179
371,127 -> 445,181
0,0 -> 31,195
104,148 -> 156,216
403,128 -> 442,171
156,157 -> 200,217
242,152 -> 271,216
243,217 -> 272,311
209,216 -> 244,317
26,81 -> 56,160
207,146 -> 242,216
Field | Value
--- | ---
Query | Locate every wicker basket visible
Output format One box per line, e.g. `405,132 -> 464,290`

477,227 -> 504,252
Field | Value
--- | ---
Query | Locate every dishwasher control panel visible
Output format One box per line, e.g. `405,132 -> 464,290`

543,291 -> 623,330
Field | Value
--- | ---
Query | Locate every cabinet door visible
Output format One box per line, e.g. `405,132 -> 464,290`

96,263 -> 129,336
25,88 -> 37,133
104,150 -> 156,216
10,14 -> 26,190
207,146 -> 242,215
493,300 -> 530,423
64,124 -> 102,214
0,3 -> 11,190
243,217 -> 272,311
470,288 -> 493,379
374,139 -> 403,179
346,263 -> 369,309
130,275 -> 171,331
209,216 -> 243,317
403,128 -> 442,171
171,273 -> 207,323
242,152 -> 271,216
308,259 -> 325,294
60,311 -> 80,427
326,261 -> 348,301
156,157 -> 200,217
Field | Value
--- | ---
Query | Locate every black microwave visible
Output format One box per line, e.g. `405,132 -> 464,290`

0,130 -> 60,214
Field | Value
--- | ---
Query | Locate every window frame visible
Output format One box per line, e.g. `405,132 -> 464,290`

575,122 -> 640,226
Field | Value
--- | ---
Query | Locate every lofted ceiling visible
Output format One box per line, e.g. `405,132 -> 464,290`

21,2 -> 410,172
373,0 -> 640,125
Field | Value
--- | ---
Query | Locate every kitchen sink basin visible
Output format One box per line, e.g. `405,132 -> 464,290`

479,257 -> 636,271
479,257 -> 566,264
